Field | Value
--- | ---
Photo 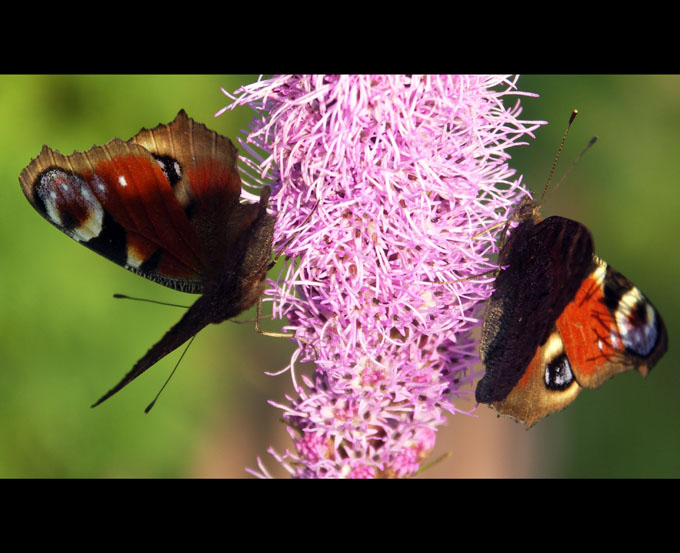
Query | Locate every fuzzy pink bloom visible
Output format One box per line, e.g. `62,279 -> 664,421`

218,75 -> 543,478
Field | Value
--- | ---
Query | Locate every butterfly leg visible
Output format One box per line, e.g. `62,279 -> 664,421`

254,295 -> 295,338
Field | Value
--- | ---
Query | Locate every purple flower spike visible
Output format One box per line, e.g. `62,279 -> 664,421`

220,75 -> 544,478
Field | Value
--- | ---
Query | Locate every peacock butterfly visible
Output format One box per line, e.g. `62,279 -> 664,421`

476,130 -> 667,427
19,110 -> 275,408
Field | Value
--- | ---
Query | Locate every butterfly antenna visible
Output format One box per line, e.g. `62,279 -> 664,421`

113,293 -> 190,309
144,334 -> 196,413
540,109 -> 579,203
545,135 -> 598,204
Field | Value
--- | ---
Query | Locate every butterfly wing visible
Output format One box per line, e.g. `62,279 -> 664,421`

487,328 -> 582,426
477,216 -> 595,404
557,258 -> 667,386
18,110 -> 252,294
128,110 -> 262,283
482,248 -> 667,426
90,186 -> 275,408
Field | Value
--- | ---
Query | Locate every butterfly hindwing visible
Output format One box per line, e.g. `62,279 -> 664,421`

486,327 -> 581,427
90,185 -> 275,408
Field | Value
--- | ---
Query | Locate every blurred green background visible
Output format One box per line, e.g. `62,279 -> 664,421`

1,75 -> 678,478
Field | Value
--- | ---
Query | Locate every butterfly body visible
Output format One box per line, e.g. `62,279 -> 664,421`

19,111 -> 275,407
477,197 -> 667,426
